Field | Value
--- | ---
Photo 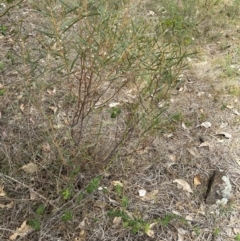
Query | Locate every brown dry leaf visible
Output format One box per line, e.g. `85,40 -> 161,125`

21,162 -> 38,174
74,230 -> 87,241
146,229 -> 155,238
108,197 -> 120,206
173,179 -> 193,193
177,228 -> 187,241
185,215 -> 193,221
145,223 -> 157,238
200,121 -> 212,128
233,227 -> 240,235
172,210 -> 181,216
139,190 -> 159,201
163,133 -> 174,138
197,204 -> 206,216
215,132 -> 232,139
94,200 -> 107,209
19,104 -> 25,112
199,141 -> 210,147
168,155 -> 177,162
0,185 -> 6,196
109,102 -> 121,108
76,219 -> 86,230
235,159 -> 240,166
181,122 -> 188,130
0,201 -> 14,209
9,220 -> 32,240
226,105 -> 234,109
193,174 -> 202,186
29,189 -> 37,200
53,123 -> 63,129
111,181 -> 124,187
113,217 -> 122,226
186,148 -> 200,158
42,142 -> 51,152
46,87 -> 56,95
233,109 -> 240,115
49,106 -> 58,114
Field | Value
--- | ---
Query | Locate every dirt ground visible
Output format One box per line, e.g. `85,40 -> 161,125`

0,1 -> 240,241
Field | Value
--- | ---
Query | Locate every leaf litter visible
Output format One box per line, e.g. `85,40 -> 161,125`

21,162 -> 38,174
173,179 -> 193,193
1,2 -> 240,241
9,221 -> 32,240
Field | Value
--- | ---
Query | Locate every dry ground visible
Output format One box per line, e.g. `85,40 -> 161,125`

0,1 -> 240,241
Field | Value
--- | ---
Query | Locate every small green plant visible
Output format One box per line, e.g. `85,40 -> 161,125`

199,113 -> 207,122
171,112 -> 183,122
6,0 -> 16,3
110,107 -> 121,119
213,227 -> 220,236
108,209 -> 182,234
28,218 -> 41,231
61,211 -> 72,222
221,104 -> 227,110
0,88 -> 5,96
28,204 -> 45,231
0,61 -> 4,71
121,196 -> 129,208
114,184 -> 123,196
62,188 -> 72,200
157,213 -> 178,227
36,204 -> 45,215
0,25 -> 7,35
93,217 -> 100,222
235,233 -> 240,241
184,119 -> 194,127
86,176 -> 101,194
193,226 -> 201,236
108,209 -> 149,234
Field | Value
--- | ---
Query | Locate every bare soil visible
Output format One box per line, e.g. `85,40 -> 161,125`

0,1 -> 240,241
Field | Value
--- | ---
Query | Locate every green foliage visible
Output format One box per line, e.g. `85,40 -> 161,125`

235,233 -> 240,241
61,211 -> 73,222
193,226 -> 201,236
108,209 -> 149,234
36,204 -> 45,215
171,112 -> 183,122
62,188 -> 72,200
110,107 -> 121,119
6,0 -> 16,3
86,177 -> 101,194
157,213 -> 179,227
114,184 -> 123,196
213,227 -> 220,236
0,25 -> 7,35
121,196 -> 129,208
108,209 -> 181,234
28,218 -> 41,231
28,204 -> 46,231
28,0 -> 188,148
0,61 -> 4,70
0,88 -> 6,96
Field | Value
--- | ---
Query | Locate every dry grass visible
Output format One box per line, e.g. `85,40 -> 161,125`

1,0 -> 240,240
